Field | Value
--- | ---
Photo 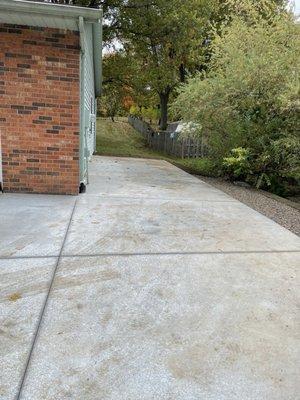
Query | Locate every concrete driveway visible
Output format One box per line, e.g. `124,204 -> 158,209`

1,156 -> 299,400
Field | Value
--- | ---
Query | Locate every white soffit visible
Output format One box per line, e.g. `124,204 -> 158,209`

0,0 -> 102,31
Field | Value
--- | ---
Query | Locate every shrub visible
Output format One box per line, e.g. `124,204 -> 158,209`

222,137 -> 300,195
129,105 -> 141,117
254,136 -> 300,195
223,148 -> 252,180
171,10 -> 300,195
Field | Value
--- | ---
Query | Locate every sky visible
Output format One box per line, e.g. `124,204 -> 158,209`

291,0 -> 300,14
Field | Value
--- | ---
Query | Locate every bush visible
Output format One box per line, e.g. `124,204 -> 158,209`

254,136 -> 300,195
172,10 -> 300,195
129,105 -> 143,118
223,148 -> 252,180
222,137 -> 300,195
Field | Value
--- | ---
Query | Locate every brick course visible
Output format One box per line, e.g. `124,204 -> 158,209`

0,24 -> 80,195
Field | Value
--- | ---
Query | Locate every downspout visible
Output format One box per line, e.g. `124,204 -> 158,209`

92,21 -> 102,97
78,16 -> 89,187
92,21 -> 102,153
0,134 -> 3,192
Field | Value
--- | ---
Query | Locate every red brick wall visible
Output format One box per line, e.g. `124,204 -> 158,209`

0,24 -> 80,195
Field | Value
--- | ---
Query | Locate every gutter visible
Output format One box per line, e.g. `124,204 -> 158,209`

0,0 -> 102,23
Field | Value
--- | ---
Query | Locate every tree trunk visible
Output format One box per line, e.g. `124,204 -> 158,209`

159,91 -> 169,131
179,63 -> 186,83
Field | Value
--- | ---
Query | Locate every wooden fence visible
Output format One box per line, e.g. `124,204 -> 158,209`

128,116 -> 206,159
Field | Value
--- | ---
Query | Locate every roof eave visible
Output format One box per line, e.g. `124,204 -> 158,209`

0,0 -> 102,23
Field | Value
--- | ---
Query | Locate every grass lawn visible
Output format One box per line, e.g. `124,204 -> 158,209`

96,118 -> 166,159
96,118 -> 217,177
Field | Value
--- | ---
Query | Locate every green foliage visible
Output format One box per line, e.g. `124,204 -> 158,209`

99,87 -> 125,120
254,136 -> 300,194
178,158 -> 219,177
102,50 -> 160,120
172,9 -> 300,195
111,0 -> 218,129
118,0 -> 215,91
221,137 -> 300,195
129,105 -> 140,117
143,107 -> 159,123
213,0 -> 287,27
129,106 -> 159,123
223,148 -> 252,179
100,52 -> 144,119
270,136 -> 300,181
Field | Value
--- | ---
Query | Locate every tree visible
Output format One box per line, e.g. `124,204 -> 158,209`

106,0 -> 285,130
113,0 -> 216,130
99,86 -> 124,121
102,46 -> 160,116
211,0 -> 287,27
100,52 -> 136,120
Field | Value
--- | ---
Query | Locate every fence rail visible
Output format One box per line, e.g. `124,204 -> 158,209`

128,116 -> 205,159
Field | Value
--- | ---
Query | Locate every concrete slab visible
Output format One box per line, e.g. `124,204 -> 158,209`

20,253 -> 300,400
1,156 -> 299,399
0,258 -> 56,400
0,194 -> 75,257
87,156 -> 235,202
63,195 -> 300,255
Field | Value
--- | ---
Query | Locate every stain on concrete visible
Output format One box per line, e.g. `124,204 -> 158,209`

7,292 -> 21,302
